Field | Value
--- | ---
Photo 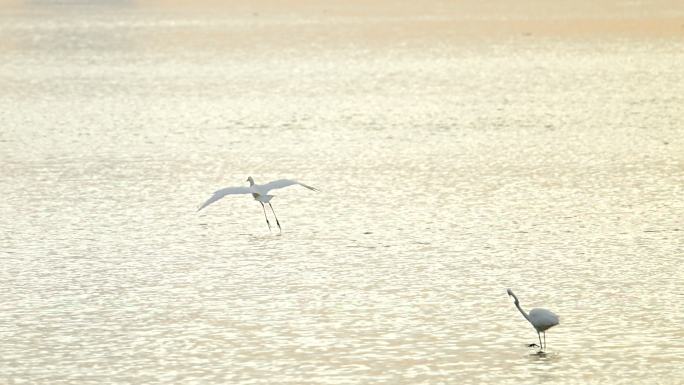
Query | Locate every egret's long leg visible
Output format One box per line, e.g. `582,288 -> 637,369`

260,202 -> 272,232
268,203 -> 282,232
543,332 -> 547,350
538,332 -> 543,352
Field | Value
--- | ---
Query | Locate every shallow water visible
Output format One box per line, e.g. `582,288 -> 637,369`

1,2 -> 683,384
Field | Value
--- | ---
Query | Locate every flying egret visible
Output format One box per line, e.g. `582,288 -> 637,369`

507,289 -> 559,352
197,176 -> 319,232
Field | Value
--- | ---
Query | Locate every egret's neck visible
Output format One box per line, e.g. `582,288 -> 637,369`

248,179 -> 255,187
511,294 -> 530,321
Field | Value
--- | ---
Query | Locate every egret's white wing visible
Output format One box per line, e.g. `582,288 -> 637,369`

529,308 -> 560,329
197,186 -> 252,212
258,179 -> 319,194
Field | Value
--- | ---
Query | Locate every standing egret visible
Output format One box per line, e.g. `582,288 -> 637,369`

507,289 -> 559,352
197,176 -> 319,232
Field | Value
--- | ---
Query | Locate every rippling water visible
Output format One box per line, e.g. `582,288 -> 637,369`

1,2 -> 683,384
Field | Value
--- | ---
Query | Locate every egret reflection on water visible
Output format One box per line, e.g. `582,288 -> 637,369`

197,176 -> 319,232
507,289 -> 560,352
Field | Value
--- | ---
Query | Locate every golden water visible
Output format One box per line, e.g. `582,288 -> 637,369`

1,2 -> 683,384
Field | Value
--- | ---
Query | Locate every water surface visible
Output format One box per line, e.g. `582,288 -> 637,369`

1,2 -> 683,384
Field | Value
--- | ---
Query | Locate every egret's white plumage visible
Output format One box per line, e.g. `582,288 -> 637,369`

507,289 -> 559,351
197,176 -> 319,231
197,186 -> 252,212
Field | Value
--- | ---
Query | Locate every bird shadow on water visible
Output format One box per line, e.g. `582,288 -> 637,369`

526,349 -> 561,361
521,351 -> 562,382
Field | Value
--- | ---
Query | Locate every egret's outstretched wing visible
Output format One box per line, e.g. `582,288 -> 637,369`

197,186 -> 252,212
259,179 -> 320,194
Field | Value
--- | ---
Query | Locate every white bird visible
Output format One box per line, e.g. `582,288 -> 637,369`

507,288 -> 559,352
197,176 -> 319,232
